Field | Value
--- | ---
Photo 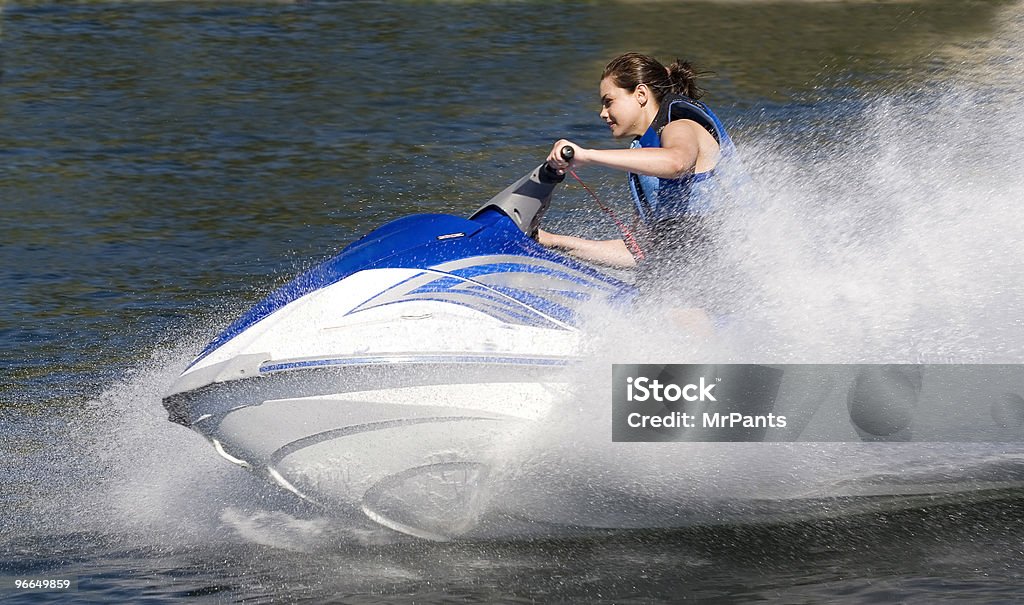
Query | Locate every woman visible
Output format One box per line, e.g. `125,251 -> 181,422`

539,52 -> 738,309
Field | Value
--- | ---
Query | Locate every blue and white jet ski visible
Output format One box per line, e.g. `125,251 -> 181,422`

164,154 -> 1024,541
163,155 -> 640,538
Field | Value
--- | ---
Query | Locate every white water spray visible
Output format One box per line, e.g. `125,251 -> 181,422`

700,7 -> 1024,364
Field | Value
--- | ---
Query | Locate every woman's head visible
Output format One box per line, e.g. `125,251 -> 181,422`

601,52 -> 705,102
598,52 -> 707,138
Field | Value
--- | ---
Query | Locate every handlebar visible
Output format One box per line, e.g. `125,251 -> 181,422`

538,145 -> 576,184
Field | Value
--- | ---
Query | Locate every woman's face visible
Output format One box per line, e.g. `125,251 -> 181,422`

599,76 -> 648,139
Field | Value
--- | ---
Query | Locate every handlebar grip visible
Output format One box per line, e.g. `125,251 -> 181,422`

537,145 -> 574,184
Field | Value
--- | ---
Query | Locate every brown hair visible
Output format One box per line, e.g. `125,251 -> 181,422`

601,52 -> 707,101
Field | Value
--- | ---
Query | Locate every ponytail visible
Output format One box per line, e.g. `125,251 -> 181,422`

665,59 -> 707,100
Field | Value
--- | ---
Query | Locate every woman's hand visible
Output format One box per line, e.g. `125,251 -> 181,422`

534,228 -> 636,268
536,228 -> 561,248
546,139 -> 586,173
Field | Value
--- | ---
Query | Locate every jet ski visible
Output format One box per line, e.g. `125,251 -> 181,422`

164,153 -> 1024,541
163,151 -> 639,538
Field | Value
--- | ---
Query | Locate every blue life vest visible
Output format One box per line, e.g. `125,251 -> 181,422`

627,94 -> 736,224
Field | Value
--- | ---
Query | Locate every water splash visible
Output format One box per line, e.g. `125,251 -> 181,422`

693,21 -> 1024,364
2,335 -> 391,552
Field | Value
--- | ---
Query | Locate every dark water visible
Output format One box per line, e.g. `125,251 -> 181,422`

4,0 -> 1024,602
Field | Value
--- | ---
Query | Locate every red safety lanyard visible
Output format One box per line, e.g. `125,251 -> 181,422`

568,169 -> 646,262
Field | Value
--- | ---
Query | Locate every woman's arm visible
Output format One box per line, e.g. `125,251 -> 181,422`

537,229 -> 636,268
547,120 -> 707,178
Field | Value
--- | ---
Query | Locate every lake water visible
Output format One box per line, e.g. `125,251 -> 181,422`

3,0 -> 1024,602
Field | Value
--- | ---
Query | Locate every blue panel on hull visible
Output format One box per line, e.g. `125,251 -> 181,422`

191,209 -> 635,367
